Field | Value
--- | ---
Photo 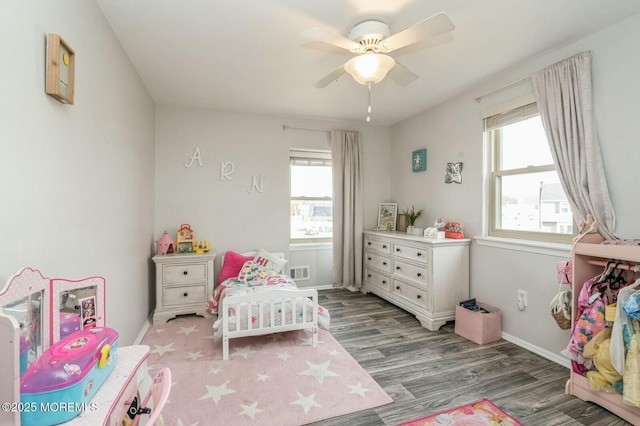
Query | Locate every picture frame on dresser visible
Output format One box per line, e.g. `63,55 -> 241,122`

377,203 -> 398,231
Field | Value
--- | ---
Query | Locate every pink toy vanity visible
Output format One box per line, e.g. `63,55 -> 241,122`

0,267 -> 150,426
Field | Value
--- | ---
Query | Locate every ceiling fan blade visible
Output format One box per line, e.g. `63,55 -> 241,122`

388,62 -> 419,86
302,27 -> 365,53
314,65 -> 347,88
378,12 -> 454,53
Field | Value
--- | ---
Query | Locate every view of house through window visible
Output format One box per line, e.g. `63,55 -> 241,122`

486,104 -> 573,243
290,150 -> 332,243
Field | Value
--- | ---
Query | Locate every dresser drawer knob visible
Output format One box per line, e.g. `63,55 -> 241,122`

183,270 -> 188,275
417,273 -> 422,277
367,242 -> 371,245
368,257 -> 372,261
382,280 -> 386,284
396,248 -> 400,252
382,245 -> 387,248
396,266 -> 400,270
183,292 -> 188,297
417,294 -> 422,299
396,286 -> 400,290
417,252 -> 422,257
382,262 -> 387,266
367,274 -> 371,278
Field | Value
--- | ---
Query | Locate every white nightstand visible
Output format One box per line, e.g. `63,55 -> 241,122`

152,252 -> 216,323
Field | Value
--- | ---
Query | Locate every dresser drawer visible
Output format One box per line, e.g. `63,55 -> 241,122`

365,252 -> 391,273
393,280 -> 431,310
364,238 -> 391,254
393,243 -> 430,265
162,284 -> 207,306
364,268 -> 391,291
163,263 -> 208,284
393,259 -> 429,286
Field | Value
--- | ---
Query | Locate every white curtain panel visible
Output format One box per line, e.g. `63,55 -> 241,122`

331,130 -> 364,288
532,51 -> 617,240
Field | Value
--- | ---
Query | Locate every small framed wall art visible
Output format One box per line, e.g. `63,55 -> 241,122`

412,149 -> 427,172
46,33 -> 75,104
377,203 -> 398,231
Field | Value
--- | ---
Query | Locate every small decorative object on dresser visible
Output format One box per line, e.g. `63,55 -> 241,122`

363,230 -> 470,331
176,224 -> 195,253
401,205 -> 423,236
156,231 -> 176,256
152,252 -> 216,323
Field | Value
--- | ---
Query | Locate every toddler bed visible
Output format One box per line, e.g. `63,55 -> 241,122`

207,249 -> 330,359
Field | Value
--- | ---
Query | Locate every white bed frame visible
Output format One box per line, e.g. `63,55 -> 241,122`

218,251 -> 318,360
221,288 -> 318,360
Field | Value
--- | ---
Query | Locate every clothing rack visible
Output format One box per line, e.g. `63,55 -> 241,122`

587,259 -> 640,272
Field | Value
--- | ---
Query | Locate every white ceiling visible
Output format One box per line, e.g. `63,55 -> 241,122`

97,0 -> 640,126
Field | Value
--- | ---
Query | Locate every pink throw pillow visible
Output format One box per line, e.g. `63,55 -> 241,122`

218,251 -> 253,283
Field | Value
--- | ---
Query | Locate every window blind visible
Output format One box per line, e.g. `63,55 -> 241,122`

484,102 -> 538,131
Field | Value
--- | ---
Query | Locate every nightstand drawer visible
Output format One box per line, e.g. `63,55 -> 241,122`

365,252 -> 391,273
163,263 -> 207,284
163,284 -> 207,306
393,243 -> 430,264
364,238 -> 391,254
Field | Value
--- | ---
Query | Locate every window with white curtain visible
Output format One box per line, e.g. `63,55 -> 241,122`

290,149 -> 332,243
485,102 -> 574,244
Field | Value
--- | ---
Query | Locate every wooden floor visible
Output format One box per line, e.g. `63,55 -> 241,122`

310,289 -> 632,426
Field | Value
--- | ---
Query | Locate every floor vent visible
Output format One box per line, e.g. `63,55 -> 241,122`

289,266 -> 310,281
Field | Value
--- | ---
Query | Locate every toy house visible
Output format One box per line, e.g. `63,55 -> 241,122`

156,231 -> 175,256
176,224 -> 194,253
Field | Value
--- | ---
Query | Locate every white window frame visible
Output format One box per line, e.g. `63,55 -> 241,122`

289,149 -> 332,244
484,102 -> 574,245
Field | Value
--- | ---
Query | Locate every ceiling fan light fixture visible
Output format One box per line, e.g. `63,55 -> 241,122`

344,53 -> 396,85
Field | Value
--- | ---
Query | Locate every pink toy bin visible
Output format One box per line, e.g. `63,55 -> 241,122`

20,327 -> 118,426
454,303 -> 502,345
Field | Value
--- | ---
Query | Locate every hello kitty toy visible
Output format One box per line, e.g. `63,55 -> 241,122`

434,218 -> 445,230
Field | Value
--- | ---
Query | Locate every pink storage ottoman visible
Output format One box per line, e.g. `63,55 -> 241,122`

454,303 -> 501,344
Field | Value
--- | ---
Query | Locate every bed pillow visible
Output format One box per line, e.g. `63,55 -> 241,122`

238,260 -> 269,283
253,248 -> 287,275
218,251 -> 254,283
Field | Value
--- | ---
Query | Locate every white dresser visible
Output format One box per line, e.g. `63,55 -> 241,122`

152,253 -> 216,323
363,230 -> 470,331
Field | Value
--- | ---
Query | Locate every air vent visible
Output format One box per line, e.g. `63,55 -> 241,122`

289,266 -> 310,281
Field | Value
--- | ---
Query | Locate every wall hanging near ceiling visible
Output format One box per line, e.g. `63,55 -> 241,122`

412,149 -> 427,172
45,33 -> 75,105
445,162 -> 463,184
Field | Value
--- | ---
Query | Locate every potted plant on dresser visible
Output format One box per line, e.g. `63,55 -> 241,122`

402,205 -> 423,236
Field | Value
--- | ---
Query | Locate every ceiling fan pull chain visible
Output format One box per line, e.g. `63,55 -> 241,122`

366,83 -> 372,122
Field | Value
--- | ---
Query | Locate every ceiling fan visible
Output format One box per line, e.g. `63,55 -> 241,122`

304,12 -> 455,89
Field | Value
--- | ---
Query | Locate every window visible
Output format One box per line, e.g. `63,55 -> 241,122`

290,150 -> 332,243
485,103 -> 573,244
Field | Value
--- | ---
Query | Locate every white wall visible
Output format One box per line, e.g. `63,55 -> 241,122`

0,1 -> 156,346
154,106 -> 391,285
390,13 -> 640,358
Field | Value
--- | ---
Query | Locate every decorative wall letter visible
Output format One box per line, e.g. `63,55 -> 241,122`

220,161 -> 235,181
248,174 -> 266,194
184,147 -> 203,168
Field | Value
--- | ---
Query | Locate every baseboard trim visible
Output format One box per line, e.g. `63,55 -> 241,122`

501,331 -> 570,369
134,315 -> 152,345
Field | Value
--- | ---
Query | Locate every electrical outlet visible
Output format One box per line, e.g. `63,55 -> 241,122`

517,289 -> 528,311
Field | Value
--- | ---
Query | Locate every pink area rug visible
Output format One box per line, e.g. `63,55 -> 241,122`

397,398 -> 522,426
140,316 -> 392,425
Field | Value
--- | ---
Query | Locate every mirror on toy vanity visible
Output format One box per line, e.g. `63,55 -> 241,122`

0,268 -> 51,376
51,276 -> 105,343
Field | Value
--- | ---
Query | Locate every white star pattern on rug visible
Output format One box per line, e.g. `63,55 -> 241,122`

232,344 -> 257,359
290,392 -> 321,414
348,382 -> 370,397
256,373 -> 270,381
178,325 -> 199,335
208,366 -> 223,375
152,343 -> 176,356
327,348 -> 340,356
298,360 -> 340,384
275,351 -> 292,361
239,401 -> 264,420
186,351 -> 204,360
199,381 -> 236,404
